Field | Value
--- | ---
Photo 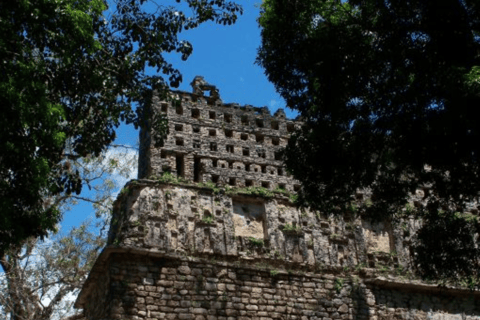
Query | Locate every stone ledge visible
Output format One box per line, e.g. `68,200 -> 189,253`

365,276 -> 480,297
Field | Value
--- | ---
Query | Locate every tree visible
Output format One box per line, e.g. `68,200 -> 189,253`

0,221 -> 105,320
0,145 -> 138,320
257,0 -> 480,283
0,0 -> 242,254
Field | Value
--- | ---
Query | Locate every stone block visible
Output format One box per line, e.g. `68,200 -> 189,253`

178,266 -> 191,275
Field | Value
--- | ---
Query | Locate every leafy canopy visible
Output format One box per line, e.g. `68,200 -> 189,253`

0,0 -> 241,254
258,0 -> 480,281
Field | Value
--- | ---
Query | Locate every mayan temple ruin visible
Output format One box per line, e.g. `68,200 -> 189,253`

75,77 -> 480,320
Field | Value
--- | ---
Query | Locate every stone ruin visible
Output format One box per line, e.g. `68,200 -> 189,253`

75,77 -> 480,320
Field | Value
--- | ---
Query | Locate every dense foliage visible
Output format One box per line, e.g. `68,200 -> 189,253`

258,0 -> 480,282
0,0 -> 241,255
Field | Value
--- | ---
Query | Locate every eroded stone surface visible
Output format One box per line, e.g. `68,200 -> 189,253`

107,182 -> 406,269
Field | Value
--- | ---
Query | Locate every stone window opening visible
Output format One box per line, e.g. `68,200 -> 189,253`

193,126 -> 200,134
272,137 -> 280,146
287,123 -> 295,133
278,167 -> 284,175
294,184 -> 301,192
241,133 -> 248,141
241,115 -> 249,125
192,108 -> 200,119
255,133 -> 264,143
216,210 -> 222,216
270,170 -> 275,175
221,163 -> 226,168
257,150 -> 266,159
243,148 -> 250,157
228,161 -> 234,169
256,119 -> 264,128
203,210 -> 212,220
212,159 -> 218,168
161,103 -> 168,113
175,138 -> 184,146
161,150 -> 167,158
229,177 -> 236,186
225,129 -> 233,138
210,142 -> 217,152
278,183 -> 286,190
176,154 -> 184,178
209,129 -> 216,137
275,151 -> 282,161
193,140 -> 201,149
176,105 -> 183,115
254,167 -> 259,173
245,164 -> 251,172
175,124 -> 183,131
209,111 -> 216,119
212,175 -> 219,183
194,157 -> 201,182
225,113 -> 232,123
271,121 -> 279,130
261,165 -> 267,174
226,145 -> 234,153
245,179 -> 253,187
261,181 -> 270,189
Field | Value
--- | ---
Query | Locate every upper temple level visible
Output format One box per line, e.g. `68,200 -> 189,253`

138,76 -> 302,192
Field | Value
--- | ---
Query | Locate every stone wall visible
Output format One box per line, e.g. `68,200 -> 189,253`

138,76 -> 300,192
77,249 -> 480,320
106,181 -> 408,271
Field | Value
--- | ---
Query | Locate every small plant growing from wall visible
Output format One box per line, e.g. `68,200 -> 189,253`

228,186 -> 274,198
201,213 -> 215,224
273,186 -> 289,195
159,171 -> 189,184
119,186 -> 130,196
289,193 -> 298,203
282,223 -> 302,234
347,202 -> 358,213
334,277 -> 344,293
248,237 -> 264,247
307,238 -> 314,247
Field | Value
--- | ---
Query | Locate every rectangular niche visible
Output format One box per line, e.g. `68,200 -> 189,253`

361,220 -> 393,254
232,198 -> 266,239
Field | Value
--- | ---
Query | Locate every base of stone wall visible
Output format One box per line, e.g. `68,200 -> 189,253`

75,246 -> 480,320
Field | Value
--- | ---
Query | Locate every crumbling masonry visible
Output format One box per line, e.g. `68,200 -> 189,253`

76,77 -> 480,320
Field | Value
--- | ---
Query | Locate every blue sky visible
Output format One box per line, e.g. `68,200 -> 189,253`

61,0 -> 296,231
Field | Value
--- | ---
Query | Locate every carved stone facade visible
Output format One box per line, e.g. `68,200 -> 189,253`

75,77 -> 480,320
139,76 -> 300,193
